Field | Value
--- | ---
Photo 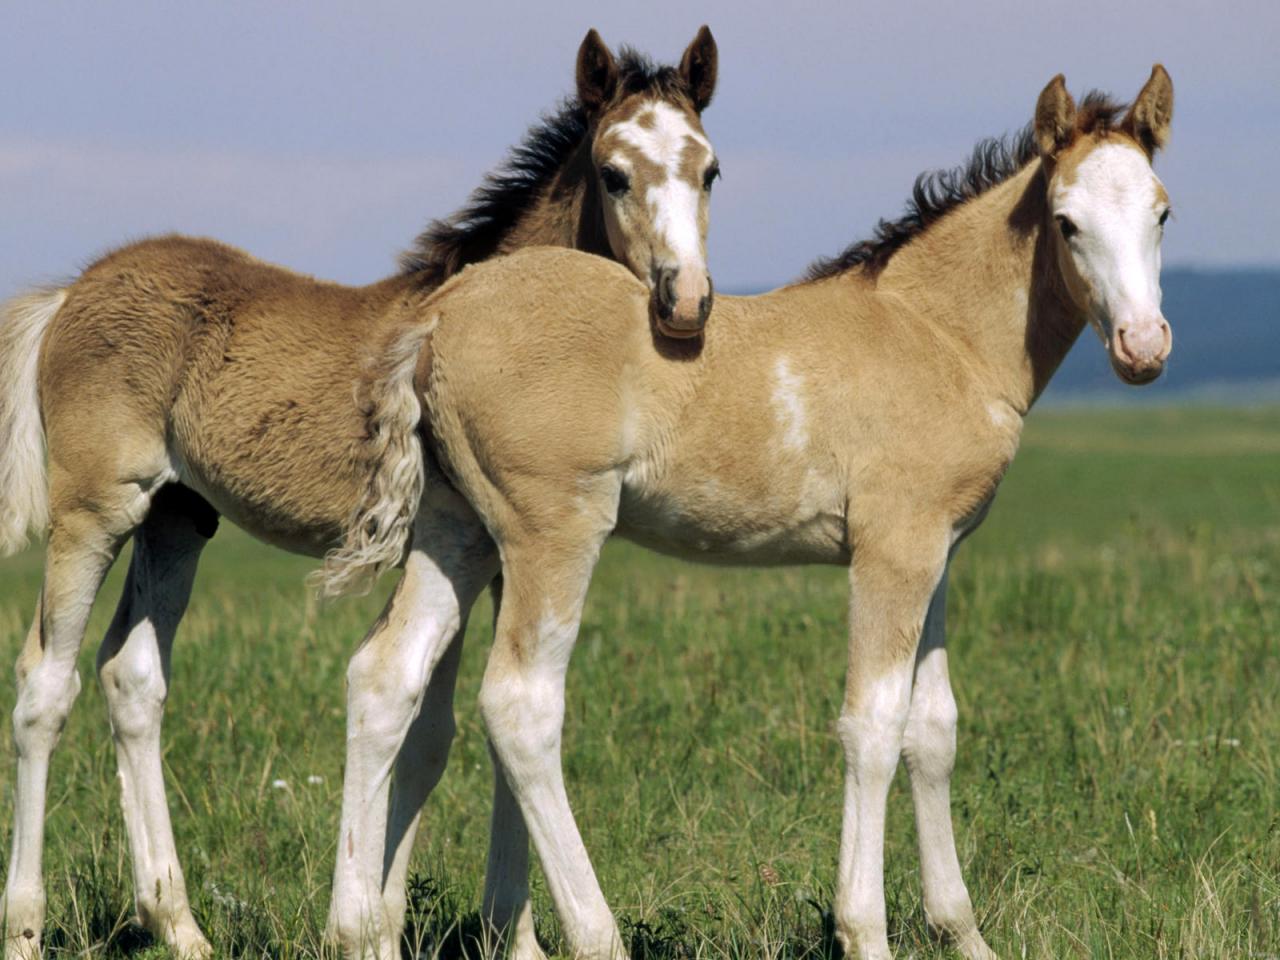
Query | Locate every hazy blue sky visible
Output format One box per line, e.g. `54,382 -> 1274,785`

2,1 -> 1277,294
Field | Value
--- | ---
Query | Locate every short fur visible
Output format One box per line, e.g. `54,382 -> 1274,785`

0,28 -> 721,960
377,69 -> 1175,960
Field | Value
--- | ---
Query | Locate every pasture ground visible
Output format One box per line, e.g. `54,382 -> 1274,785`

1,406 -> 1278,959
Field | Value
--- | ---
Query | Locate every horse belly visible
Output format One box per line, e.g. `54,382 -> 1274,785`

170,365 -> 365,557
616,469 -> 848,565
173,451 -> 357,558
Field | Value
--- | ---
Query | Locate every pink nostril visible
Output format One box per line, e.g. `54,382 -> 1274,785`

1113,328 -> 1134,365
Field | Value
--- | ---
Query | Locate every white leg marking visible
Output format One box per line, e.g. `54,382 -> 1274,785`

379,626 -> 465,945
483,743 -> 546,960
480,580 -> 548,960
834,542 -> 949,960
328,488 -> 496,960
901,570 -> 995,960
97,511 -> 210,958
4,513 -> 128,959
481,535 -> 624,959
836,665 -> 915,960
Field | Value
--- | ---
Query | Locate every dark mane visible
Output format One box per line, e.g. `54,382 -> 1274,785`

400,49 -> 694,289
805,91 -> 1127,282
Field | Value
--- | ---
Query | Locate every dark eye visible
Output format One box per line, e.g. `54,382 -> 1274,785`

1158,208 -> 1171,228
702,161 -> 721,192
1055,214 -> 1079,240
599,165 -> 630,197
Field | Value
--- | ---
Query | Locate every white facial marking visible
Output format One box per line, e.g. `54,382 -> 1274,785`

614,102 -> 711,167
647,178 -> 703,262
1052,142 -> 1165,334
772,358 -> 808,451
612,102 -> 710,264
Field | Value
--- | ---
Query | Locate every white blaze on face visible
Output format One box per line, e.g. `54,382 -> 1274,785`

1051,141 -> 1167,341
612,101 -> 712,268
772,357 -> 808,451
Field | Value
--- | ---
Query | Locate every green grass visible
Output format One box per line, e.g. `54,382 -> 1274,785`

1,406 -> 1278,959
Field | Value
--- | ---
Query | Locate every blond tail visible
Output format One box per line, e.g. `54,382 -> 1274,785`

312,321 -> 434,598
0,289 -> 66,555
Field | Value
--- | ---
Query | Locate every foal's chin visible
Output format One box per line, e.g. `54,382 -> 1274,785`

654,316 -> 705,339
650,295 -> 709,340
1108,345 -> 1167,385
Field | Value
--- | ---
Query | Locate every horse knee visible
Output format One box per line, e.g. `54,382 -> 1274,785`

902,692 -> 958,782
347,619 -> 457,747
97,629 -> 166,742
12,660 -> 82,757
837,678 -> 913,779
480,669 -> 561,783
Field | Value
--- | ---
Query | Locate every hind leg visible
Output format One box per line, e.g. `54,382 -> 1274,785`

3,471 -> 164,958
479,499 -> 625,959
483,743 -> 544,960
378,623 -> 466,947
481,578 -> 545,960
95,486 -> 216,959
328,481 -> 497,960
379,574 -> 547,960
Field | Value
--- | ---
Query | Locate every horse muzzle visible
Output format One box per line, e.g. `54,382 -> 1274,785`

652,266 -> 713,338
1108,316 -> 1172,385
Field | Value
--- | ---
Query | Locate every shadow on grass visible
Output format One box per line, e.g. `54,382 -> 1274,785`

402,874 -> 843,959
36,856 -> 284,960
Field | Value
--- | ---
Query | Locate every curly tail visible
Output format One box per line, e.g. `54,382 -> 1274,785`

312,320 -> 435,598
0,289 -> 66,555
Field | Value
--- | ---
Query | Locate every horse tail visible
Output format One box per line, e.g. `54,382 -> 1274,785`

0,288 -> 66,556
313,319 -> 435,598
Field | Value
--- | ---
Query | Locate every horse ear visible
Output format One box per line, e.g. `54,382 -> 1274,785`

576,28 -> 619,113
679,25 -> 718,113
1124,64 -> 1174,156
1034,74 -> 1077,157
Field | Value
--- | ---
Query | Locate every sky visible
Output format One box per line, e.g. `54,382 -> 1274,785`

2,1 -> 1277,295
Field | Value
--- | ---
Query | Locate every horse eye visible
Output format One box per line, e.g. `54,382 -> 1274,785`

1055,214 -> 1079,241
599,165 -> 630,197
1158,208 -> 1171,228
703,162 -> 721,192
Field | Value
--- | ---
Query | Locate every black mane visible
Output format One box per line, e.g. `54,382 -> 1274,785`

400,49 -> 694,289
805,92 -> 1127,282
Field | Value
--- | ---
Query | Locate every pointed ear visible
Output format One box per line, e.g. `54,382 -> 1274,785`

1034,74 -> 1076,157
576,28 -> 619,113
1124,64 -> 1174,156
679,25 -> 718,113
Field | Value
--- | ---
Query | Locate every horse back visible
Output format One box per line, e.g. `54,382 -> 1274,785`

40,235 -> 414,554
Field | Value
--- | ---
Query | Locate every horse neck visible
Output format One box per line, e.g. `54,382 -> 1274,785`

875,162 -> 1087,414
498,138 -> 612,259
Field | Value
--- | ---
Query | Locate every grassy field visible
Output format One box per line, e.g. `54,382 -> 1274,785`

1,406 -> 1278,959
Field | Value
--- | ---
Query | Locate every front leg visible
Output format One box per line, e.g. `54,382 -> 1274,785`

902,568 -> 996,960
835,529 -> 949,960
